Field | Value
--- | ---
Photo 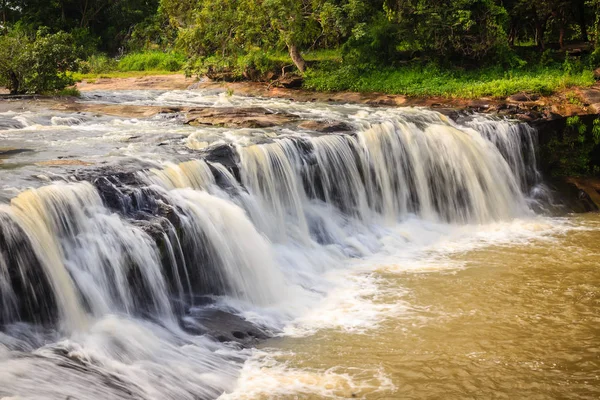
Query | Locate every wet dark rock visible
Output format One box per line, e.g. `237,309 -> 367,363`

0,148 -> 34,157
467,100 -> 491,110
202,143 -> 241,182
579,89 -> 600,113
0,214 -> 58,326
274,75 -> 303,88
182,308 -> 271,346
545,178 -> 599,213
508,92 -> 540,102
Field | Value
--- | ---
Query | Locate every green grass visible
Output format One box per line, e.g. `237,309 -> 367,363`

71,69 -> 182,82
73,51 -> 186,80
303,64 -> 596,98
117,51 -> 185,72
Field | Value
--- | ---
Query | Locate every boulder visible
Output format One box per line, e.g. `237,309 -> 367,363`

508,92 -> 540,102
185,107 -> 299,128
545,177 -> 599,213
274,75 -> 304,88
579,88 -> 600,109
182,308 -> 270,346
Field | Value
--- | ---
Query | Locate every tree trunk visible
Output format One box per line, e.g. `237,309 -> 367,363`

535,16 -> 549,50
508,22 -> 517,47
535,23 -> 544,49
9,71 -> 19,95
288,43 -> 306,73
559,27 -> 565,50
575,0 -> 588,42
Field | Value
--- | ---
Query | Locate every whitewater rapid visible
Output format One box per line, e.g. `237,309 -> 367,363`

0,90 -> 567,399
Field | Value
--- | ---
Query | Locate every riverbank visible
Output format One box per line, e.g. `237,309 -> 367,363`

2,74 -> 599,210
72,73 -> 600,119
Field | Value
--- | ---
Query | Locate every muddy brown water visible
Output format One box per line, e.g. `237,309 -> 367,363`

244,214 -> 600,400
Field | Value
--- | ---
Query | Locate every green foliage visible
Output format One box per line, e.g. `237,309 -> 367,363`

566,91 -> 584,106
546,116 -> 600,176
126,13 -> 177,52
1,0 -> 161,54
235,50 -> 282,79
383,0 -> 510,63
0,28 -> 78,94
78,54 -> 118,74
342,14 -> 403,65
118,52 -> 185,72
593,119 -> 600,144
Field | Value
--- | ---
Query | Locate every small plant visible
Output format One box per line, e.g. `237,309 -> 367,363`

565,91 -> 583,106
226,88 -> 234,97
117,52 -> 185,72
79,54 -> 118,74
593,118 -> 600,145
545,116 -> 600,176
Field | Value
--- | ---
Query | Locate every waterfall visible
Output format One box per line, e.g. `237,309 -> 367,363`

0,106 -> 543,398
0,112 -> 540,329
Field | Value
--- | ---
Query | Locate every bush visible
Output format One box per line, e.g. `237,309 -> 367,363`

0,28 -> 78,94
117,52 -> 185,72
235,50 -> 282,80
78,54 -> 118,74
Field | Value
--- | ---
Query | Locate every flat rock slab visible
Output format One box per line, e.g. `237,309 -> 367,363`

185,107 -> 299,128
76,75 -> 197,91
52,103 -> 188,118
579,88 -> 600,113
297,120 -> 352,133
35,160 -> 93,167
508,92 -> 541,102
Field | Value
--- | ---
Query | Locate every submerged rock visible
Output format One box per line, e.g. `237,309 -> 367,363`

182,308 -> 271,346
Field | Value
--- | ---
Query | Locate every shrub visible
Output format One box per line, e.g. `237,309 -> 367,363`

117,52 -> 185,72
78,54 -> 118,74
0,28 -> 78,94
235,50 -> 282,80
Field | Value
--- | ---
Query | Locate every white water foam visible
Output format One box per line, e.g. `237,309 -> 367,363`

0,89 -> 575,399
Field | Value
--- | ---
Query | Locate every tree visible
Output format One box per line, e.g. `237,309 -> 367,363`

383,0 -> 508,61
0,29 -> 77,94
164,0 -> 375,73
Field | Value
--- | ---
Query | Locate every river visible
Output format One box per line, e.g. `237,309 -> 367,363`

0,90 -> 598,399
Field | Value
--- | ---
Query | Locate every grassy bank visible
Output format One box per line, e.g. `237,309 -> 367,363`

194,48 -> 597,98
72,50 -> 597,99
303,64 -> 596,99
71,70 -> 182,82
72,52 -> 185,82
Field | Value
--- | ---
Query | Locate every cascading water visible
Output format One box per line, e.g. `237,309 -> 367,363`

0,91 -> 547,399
